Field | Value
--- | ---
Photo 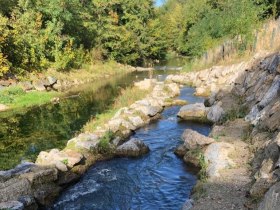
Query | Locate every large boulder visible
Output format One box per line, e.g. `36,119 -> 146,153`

204,142 -> 235,178
36,149 -> 83,171
116,138 -> 149,157
177,103 -> 209,123
181,129 -> 215,150
0,167 -> 59,205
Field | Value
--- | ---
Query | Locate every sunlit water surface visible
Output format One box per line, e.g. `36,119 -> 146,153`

53,87 -> 211,210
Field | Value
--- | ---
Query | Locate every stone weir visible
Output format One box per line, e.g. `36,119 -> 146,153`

0,80 -> 185,209
167,51 -> 280,210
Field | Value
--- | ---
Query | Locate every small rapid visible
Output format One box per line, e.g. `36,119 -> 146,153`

53,87 -> 211,210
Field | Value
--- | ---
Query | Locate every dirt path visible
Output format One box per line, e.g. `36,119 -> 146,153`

192,119 -> 252,210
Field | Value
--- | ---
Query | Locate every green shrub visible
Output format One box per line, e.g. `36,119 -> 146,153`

0,86 -> 25,104
97,131 -> 115,154
198,153 -> 208,182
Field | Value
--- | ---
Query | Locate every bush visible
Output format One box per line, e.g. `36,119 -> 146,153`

0,86 -> 25,104
97,131 -> 115,154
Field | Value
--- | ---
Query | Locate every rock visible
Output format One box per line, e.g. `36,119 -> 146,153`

276,132 -> 280,147
32,182 -> 60,206
262,54 -> 280,74
164,99 -> 188,107
0,80 -> 11,87
108,118 -> 136,133
18,81 -> 33,91
257,159 -> 274,179
250,178 -> 275,199
177,103 -> 209,123
21,168 -> 58,186
0,104 -> 8,112
131,103 -> 162,117
204,93 -> 217,107
127,115 -> 145,129
33,80 -> 46,91
182,199 -> 194,210
47,76 -> 57,85
258,181 -> 280,210
261,101 -> 280,131
18,196 -> 37,209
0,162 -> 35,182
245,104 -> 264,126
134,79 -> 157,90
67,133 -> 100,151
36,149 -> 83,171
0,167 -> 58,205
0,178 -> 32,202
181,129 -> 215,150
258,75 -> 280,109
207,102 -> 225,123
195,87 -> 210,96
165,83 -> 180,96
116,138 -> 149,157
183,151 -> 201,168
0,201 -> 24,210
204,142 -> 235,178
174,144 -> 188,157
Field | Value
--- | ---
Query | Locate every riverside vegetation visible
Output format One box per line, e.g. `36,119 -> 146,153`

2,0 -> 280,209
0,0 -> 279,77
0,0 -> 279,109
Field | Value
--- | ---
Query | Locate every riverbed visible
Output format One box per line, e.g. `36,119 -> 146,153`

53,87 -> 211,210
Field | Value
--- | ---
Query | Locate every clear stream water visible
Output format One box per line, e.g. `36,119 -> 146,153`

0,70 -> 181,170
0,58 -> 211,209
53,87 -> 211,210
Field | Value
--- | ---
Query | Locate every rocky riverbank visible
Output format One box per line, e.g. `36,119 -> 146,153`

167,51 -> 280,209
0,79 -> 183,209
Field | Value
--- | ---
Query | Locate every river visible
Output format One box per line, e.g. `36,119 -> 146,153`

52,87 -> 211,210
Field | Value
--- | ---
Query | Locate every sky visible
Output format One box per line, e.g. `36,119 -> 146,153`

155,0 -> 165,7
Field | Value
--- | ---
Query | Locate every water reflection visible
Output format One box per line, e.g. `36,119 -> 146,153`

0,71 -> 178,170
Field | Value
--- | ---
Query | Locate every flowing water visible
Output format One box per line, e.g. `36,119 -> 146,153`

53,87 -> 211,210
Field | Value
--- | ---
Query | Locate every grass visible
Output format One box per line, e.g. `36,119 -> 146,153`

0,86 -> 58,109
83,86 -> 149,132
46,60 -> 133,83
198,153 -> 208,182
221,106 -> 248,123
97,131 -> 115,154
0,61 -> 133,112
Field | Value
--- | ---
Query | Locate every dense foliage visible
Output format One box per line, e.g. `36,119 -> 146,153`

158,0 -> 279,57
0,0 -> 279,76
0,0 -> 166,76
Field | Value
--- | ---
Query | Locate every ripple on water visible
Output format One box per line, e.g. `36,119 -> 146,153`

53,87 -> 211,210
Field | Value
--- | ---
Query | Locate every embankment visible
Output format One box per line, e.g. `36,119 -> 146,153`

167,51 -> 280,209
